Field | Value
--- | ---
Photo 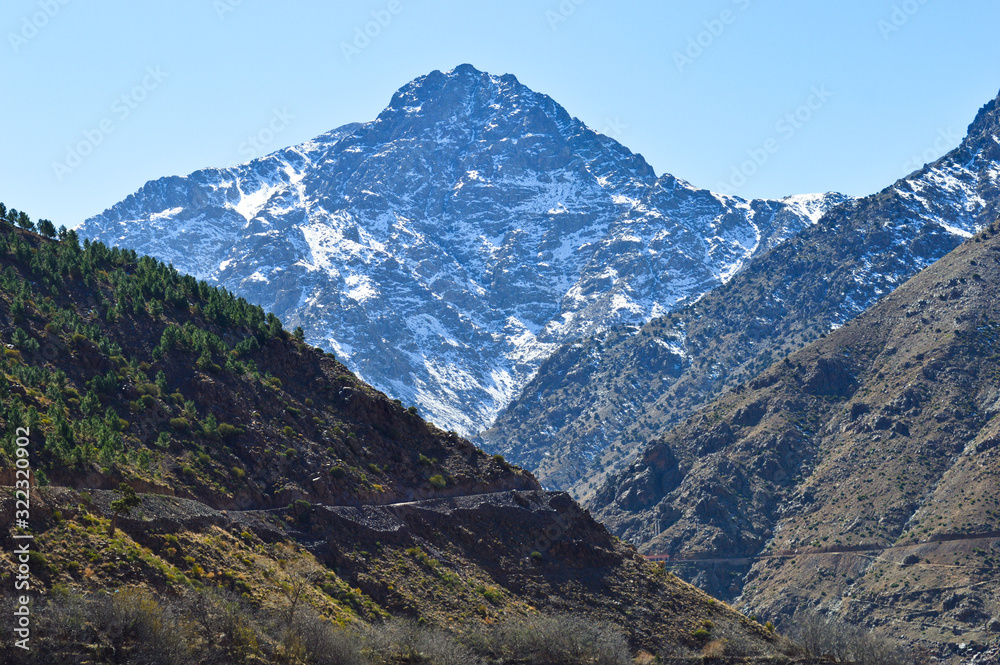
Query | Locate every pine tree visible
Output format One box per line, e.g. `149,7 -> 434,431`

37,219 -> 57,238
108,483 -> 141,536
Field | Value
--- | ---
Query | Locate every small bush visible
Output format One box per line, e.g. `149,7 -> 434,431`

793,611 -> 912,665
169,417 -> 189,432
365,620 -> 477,665
488,613 -> 630,665
329,466 -> 346,479
429,474 -> 447,489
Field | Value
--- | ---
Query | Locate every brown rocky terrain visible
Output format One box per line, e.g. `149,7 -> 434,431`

589,220 -> 1000,661
0,220 -> 809,662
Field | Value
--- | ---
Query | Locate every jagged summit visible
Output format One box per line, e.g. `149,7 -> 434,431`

962,88 -> 1000,143
80,66 -> 845,435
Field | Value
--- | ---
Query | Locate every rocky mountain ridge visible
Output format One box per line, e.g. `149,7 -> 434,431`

483,88 -> 1000,494
587,217 -> 1000,660
79,64 -> 846,436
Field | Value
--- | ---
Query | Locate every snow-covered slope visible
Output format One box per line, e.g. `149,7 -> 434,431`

79,64 -> 846,435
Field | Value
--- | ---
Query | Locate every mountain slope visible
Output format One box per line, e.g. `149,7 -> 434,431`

79,64 -> 845,436
0,217 -> 804,662
483,88 -> 1000,494
588,218 -> 1000,658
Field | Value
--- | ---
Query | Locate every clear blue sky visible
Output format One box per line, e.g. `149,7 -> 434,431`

4,0 -> 1000,227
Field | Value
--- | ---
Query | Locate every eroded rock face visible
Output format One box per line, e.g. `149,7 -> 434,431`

589,220 -> 1000,656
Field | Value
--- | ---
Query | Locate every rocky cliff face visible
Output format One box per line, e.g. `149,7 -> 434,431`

484,89 -> 1000,494
588,219 -> 1000,658
78,64 -> 844,436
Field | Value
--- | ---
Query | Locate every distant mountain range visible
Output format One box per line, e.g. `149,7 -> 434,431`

484,89 -> 1000,495
79,64 -> 846,437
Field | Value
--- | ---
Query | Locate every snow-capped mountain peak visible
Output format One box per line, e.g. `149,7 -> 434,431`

79,65 -> 846,435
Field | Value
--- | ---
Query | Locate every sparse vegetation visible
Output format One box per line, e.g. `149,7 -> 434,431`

793,611 -> 916,665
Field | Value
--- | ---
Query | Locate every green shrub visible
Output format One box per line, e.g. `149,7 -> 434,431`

330,466 -> 346,479
428,474 -> 446,489
169,417 -> 189,432
218,422 -> 243,437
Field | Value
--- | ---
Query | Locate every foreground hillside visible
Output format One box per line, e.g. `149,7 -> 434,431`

0,217 -> 811,663
483,89 -> 1000,496
590,218 -> 1000,660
